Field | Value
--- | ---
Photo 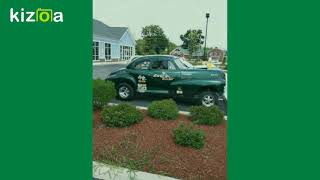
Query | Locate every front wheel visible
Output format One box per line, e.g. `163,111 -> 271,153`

199,91 -> 218,107
117,83 -> 134,100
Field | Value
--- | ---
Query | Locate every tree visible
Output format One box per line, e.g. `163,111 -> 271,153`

166,41 -> 177,54
180,29 -> 204,59
136,38 -> 176,55
141,25 -> 169,54
135,39 -> 146,55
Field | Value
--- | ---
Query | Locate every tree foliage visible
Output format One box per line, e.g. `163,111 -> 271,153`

135,39 -> 146,55
166,41 -> 177,54
180,29 -> 204,58
141,25 -> 169,54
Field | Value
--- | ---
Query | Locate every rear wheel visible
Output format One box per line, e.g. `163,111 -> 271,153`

117,83 -> 134,100
199,91 -> 218,107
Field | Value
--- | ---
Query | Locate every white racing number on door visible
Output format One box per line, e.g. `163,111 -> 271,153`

137,75 -> 147,93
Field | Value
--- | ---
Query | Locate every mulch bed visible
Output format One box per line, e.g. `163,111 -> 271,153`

93,109 -> 226,180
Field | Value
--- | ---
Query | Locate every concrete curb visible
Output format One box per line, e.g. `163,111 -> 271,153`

93,161 -> 179,180
108,102 -> 190,115
107,102 -> 227,120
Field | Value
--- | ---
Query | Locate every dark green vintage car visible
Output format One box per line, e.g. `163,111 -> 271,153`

106,55 -> 226,107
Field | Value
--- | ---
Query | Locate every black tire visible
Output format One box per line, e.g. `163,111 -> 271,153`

198,91 -> 218,107
117,83 -> 134,100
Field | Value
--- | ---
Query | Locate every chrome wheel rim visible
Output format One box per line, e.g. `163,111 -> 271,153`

202,95 -> 215,107
119,86 -> 130,98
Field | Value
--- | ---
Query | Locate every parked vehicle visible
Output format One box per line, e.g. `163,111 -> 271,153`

106,55 -> 226,107
126,55 -> 143,63
180,58 -> 218,70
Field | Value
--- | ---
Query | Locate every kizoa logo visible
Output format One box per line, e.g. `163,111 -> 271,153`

10,8 -> 64,23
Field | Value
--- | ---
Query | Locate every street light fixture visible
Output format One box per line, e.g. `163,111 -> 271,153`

204,13 -> 210,60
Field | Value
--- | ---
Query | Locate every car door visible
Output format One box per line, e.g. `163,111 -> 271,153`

126,58 -> 152,93
147,57 -> 181,94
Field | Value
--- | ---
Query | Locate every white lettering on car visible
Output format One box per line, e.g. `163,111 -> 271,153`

176,87 -> 183,94
153,72 -> 174,81
137,75 -> 147,93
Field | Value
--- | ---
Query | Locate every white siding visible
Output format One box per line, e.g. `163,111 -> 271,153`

93,30 -> 135,61
120,31 -> 135,46
111,44 -> 120,59
99,42 -> 105,60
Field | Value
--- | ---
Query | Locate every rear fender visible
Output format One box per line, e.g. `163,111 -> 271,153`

110,75 -> 137,90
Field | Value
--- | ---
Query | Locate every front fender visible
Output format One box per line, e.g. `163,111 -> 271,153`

171,79 -> 226,95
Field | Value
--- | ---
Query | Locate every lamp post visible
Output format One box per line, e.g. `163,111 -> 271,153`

204,13 -> 210,60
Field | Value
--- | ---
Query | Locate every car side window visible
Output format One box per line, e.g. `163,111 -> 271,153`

168,61 -> 176,70
134,60 -> 150,70
150,60 -> 171,70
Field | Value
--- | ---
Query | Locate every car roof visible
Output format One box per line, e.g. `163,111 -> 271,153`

141,55 -> 176,57
127,55 -> 177,69
133,55 -> 177,62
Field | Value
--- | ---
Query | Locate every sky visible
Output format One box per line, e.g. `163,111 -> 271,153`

93,0 -> 227,50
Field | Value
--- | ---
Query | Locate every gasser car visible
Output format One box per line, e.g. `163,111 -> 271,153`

106,55 -> 226,107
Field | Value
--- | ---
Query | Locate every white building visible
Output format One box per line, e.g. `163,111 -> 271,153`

93,19 -> 136,62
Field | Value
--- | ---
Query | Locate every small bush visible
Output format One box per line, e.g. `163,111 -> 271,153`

93,79 -> 116,108
172,123 -> 205,149
189,106 -> 224,125
101,104 -> 143,127
148,99 -> 179,120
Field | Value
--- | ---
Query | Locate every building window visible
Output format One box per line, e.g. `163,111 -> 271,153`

92,41 -> 99,61
105,43 -> 111,60
120,45 -> 133,61
120,46 -> 123,60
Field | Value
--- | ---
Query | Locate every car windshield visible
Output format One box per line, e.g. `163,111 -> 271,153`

174,58 -> 193,69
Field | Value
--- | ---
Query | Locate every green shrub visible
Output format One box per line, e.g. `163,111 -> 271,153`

93,79 -> 116,108
101,104 -> 143,127
172,123 -> 205,149
189,106 -> 224,125
148,99 -> 179,120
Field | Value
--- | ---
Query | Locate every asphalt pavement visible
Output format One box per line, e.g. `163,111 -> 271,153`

93,64 -> 126,80
93,63 -> 227,114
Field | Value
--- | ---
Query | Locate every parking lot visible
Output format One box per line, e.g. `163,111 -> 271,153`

93,63 -> 126,80
93,63 -> 227,114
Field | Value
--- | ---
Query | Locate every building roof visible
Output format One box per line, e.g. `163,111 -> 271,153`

170,46 -> 204,56
208,47 -> 227,56
93,19 -> 128,40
